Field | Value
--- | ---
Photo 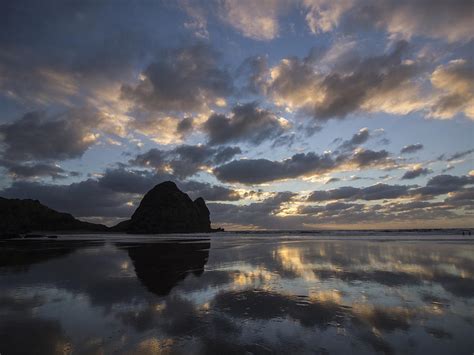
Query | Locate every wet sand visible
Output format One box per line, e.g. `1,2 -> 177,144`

0,233 -> 473,354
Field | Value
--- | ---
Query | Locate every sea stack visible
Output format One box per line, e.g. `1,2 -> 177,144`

117,181 -> 212,234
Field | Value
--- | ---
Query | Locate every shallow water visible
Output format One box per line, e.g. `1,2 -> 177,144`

0,234 -> 473,354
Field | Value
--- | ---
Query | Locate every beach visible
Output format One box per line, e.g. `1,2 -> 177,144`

1,233 -> 473,354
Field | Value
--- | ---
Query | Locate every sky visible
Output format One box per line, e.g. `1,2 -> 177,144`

0,0 -> 473,229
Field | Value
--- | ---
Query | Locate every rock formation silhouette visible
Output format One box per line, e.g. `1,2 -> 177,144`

0,197 -> 107,234
114,181 -> 212,234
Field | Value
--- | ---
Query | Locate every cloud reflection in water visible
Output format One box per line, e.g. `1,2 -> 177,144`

0,236 -> 473,354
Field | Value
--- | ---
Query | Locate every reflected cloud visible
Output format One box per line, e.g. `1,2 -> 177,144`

0,236 -> 473,354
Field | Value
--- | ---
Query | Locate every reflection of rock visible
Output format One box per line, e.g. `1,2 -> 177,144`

119,240 -> 210,296
0,197 -> 107,233
0,239 -> 104,272
114,181 -> 212,234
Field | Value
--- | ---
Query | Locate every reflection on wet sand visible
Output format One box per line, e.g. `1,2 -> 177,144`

0,236 -> 473,354
117,240 -> 210,296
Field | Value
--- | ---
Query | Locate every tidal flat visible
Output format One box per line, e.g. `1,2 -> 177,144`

0,233 -> 473,354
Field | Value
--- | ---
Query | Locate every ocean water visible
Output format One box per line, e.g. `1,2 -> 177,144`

0,232 -> 473,354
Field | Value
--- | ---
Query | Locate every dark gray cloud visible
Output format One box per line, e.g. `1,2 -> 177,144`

401,143 -> 424,154
265,40 -> 422,120
203,102 -> 285,146
347,149 -> 392,168
180,180 -> 241,201
307,174 -> 474,204
131,144 -> 241,178
308,184 -> 412,202
445,149 -> 474,162
176,117 -> 194,137
98,168 -> 166,194
298,202 -> 361,215
214,152 -> 337,184
214,148 -> 394,184
338,128 -> 370,151
122,43 -> 233,113
436,149 -> 474,162
315,41 -> 415,119
0,1 -> 177,107
237,55 -> 270,94
98,167 -> 241,202
212,146 -> 242,165
129,149 -> 167,170
0,159 -> 68,180
325,177 -> 340,184
445,187 -> 474,206
0,109 -> 104,163
413,174 -> 474,197
401,167 -> 431,180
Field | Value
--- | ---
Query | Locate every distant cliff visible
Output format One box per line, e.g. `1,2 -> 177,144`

0,197 -> 107,234
113,181 -> 212,234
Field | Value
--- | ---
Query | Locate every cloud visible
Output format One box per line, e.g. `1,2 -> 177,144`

325,177 -> 340,184
307,174 -> 474,203
401,167 -> 431,180
176,117 -> 194,137
237,55 -> 269,94
308,183 -> 412,202
98,167 -> 241,201
130,144 -> 241,178
98,168 -> 166,194
171,145 -> 240,177
122,43 -> 233,114
265,54 -> 322,111
347,149 -> 392,168
203,102 -> 287,146
338,127 -> 370,151
303,0 -> 353,33
314,41 -> 421,119
213,148 -> 394,184
179,180 -> 241,201
217,0 -> 288,40
209,192 -> 297,229
256,42 -> 471,121
429,59 -> 474,119
446,149 -> 474,162
179,0 -> 210,39
348,0 -> 474,43
0,109 -> 105,162
265,41 -> 425,120
413,174 -> 474,198
0,160 -> 68,180
128,115 -> 195,145
303,0 -> 474,43
214,152 -> 337,184
0,1 -> 168,109
401,143 -> 423,154
445,187 -> 474,206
